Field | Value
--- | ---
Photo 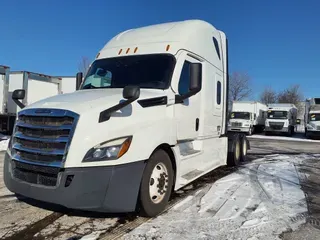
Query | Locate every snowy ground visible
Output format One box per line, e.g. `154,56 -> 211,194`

0,134 -> 9,152
122,154 -> 317,240
0,143 -> 319,239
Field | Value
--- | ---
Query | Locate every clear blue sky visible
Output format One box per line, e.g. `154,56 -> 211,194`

1,0 -> 319,99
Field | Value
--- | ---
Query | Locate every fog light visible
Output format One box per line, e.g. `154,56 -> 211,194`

65,175 -> 74,187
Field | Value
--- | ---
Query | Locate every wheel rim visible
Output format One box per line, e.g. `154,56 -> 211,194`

235,141 -> 240,160
242,139 -> 247,156
149,162 -> 169,204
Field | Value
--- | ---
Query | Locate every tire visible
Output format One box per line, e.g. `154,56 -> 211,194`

240,135 -> 248,162
265,131 -> 270,136
227,134 -> 241,167
138,149 -> 174,217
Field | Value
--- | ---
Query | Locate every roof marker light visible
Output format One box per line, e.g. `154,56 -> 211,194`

118,49 -> 123,55
134,47 -> 138,53
126,48 -> 130,54
166,45 -> 170,51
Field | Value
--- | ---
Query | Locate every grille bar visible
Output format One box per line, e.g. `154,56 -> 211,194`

13,143 -> 65,155
12,154 -> 62,168
16,121 -> 73,130
14,131 -> 69,142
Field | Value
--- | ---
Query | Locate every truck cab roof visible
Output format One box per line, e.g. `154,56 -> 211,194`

97,20 -> 225,70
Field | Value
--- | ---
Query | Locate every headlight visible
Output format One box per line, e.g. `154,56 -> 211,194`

83,136 -> 132,162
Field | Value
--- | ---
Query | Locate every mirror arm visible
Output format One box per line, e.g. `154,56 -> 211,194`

99,96 -> 139,123
13,99 -> 25,109
175,88 -> 200,104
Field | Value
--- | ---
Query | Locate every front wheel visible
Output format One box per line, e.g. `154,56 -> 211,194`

138,149 -> 174,217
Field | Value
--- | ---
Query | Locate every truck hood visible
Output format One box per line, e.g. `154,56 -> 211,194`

24,88 -> 166,114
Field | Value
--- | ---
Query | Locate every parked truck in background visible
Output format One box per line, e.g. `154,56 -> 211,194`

4,20 -> 249,217
0,65 -> 15,134
265,103 -> 298,136
228,101 -> 267,135
304,98 -> 320,139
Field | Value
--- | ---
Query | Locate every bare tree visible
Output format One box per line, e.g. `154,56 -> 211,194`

260,87 -> 277,104
229,72 -> 252,102
277,84 -> 303,105
78,56 -> 91,76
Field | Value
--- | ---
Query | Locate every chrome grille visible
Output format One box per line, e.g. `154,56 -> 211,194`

269,122 -> 284,130
231,122 -> 242,127
11,108 -> 79,172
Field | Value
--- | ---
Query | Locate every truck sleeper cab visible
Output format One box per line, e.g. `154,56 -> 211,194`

3,20 -> 249,217
265,104 -> 298,136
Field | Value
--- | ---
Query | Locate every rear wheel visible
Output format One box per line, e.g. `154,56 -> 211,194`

240,135 -> 248,162
138,149 -> 174,217
227,134 -> 241,166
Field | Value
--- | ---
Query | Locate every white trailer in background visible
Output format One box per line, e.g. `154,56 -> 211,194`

304,98 -> 320,139
8,71 -> 63,115
55,76 -> 77,94
228,101 -> 267,135
265,103 -> 298,136
0,65 -> 16,134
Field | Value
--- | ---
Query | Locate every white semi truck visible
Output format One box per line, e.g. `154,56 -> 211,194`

304,98 -> 320,139
228,101 -> 267,135
265,103 -> 298,136
4,20 -> 249,217
0,65 -> 15,134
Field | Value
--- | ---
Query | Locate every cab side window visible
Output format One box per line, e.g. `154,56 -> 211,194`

178,61 -> 191,95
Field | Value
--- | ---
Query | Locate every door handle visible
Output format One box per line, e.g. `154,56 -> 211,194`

195,118 -> 199,131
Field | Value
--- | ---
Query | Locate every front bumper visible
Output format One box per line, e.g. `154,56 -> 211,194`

3,152 -> 146,213
228,126 -> 250,132
265,126 -> 288,133
306,130 -> 320,136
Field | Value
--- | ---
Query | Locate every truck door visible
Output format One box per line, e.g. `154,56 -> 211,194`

174,55 -> 202,141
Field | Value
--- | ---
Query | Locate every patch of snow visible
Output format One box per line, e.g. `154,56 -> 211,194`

0,139 -> 9,151
248,134 -> 320,143
123,154 -> 311,240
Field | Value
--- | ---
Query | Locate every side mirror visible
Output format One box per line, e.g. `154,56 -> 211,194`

123,86 -> 140,100
296,119 -> 301,124
175,63 -> 202,103
76,72 -> 83,90
12,89 -> 26,109
189,63 -> 202,92
12,89 -> 25,100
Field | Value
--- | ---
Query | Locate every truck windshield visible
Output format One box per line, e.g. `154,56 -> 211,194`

230,112 -> 250,120
267,111 -> 288,119
80,54 -> 175,90
309,113 -> 320,121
